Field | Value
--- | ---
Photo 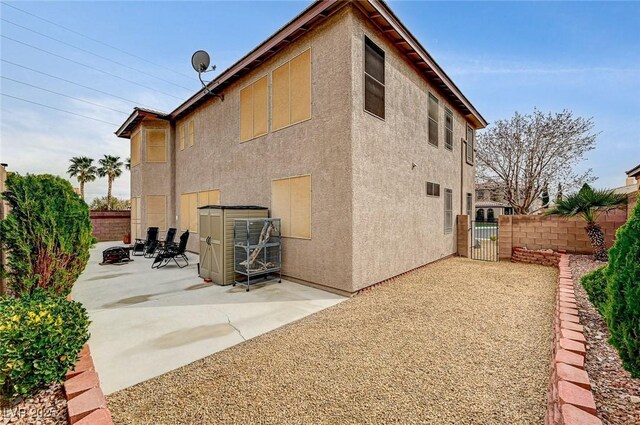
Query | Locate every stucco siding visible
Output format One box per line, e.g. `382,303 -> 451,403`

350,8 -> 476,291
169,9 -> 354,293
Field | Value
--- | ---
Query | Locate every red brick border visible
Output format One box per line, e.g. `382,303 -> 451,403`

545,254 -> 602,425
64,296 -> 113,424
512,246 -> 562,267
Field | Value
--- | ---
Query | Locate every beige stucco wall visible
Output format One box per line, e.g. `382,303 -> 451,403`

131,8 -> 355,293
349,8 -> 477,291
128,5 -> 480,293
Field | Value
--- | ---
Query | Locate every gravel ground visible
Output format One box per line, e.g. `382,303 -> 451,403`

0,383 -> 67,424
570,254 -> 640,424
108,258 -> 556,425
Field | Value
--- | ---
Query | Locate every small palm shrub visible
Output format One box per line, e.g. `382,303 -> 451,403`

0,290 -> 90,400
580,266 -> 608,314
605,201 -> 640,378
0,174 -> 94,297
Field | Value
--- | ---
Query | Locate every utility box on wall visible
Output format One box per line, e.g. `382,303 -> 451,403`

198,205 -> 269,285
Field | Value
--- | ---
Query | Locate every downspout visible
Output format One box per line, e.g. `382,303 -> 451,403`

460,138 -> 464,215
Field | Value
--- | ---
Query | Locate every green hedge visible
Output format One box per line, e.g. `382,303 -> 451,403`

581,266 -> 608,315
0,174 -> 94,297
605,201 -> 640,378
0,290 -> 90,400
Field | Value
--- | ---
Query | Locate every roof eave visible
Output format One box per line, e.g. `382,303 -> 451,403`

625,164 -> 640,177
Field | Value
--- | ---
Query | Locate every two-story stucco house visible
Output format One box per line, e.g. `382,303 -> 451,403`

115,0 -> 487,295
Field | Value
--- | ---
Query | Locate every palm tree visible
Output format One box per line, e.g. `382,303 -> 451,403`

97,155 -> 123,211
546,183 -> 627,261
67,156 -> 97,201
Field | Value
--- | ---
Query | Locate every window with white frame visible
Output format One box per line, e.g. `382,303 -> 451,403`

428,93 -> 439,147
444,108 -> 453,151
466,125 -> 474,164
426,181 -> 440,197
364,37 -> 385,119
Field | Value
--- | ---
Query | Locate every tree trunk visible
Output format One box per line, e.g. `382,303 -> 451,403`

585,223 -> 608,261
107,178 -> 113,211
80,181 -> 85,201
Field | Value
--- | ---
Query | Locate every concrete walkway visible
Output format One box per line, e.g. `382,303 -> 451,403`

72,242 -> 345,394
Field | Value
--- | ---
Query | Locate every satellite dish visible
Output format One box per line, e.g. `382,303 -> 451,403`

191,50 -> 211,73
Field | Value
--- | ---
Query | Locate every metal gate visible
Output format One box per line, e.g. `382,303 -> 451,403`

471,220 -> 499,261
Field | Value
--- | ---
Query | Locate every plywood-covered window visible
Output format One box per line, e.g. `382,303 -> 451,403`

428,93 -> 439,147
188,120 -> 195,147
240,75 -> 268,142
146,195 -> 166,231
198,189 -> 220,208
180,192 -> 198,233
145,128 -> 166,162
271,175 -> 311,239
179,124 -> 186,151
131,197 -> 141,239
364,37 -> 384,119
444,188 -> 453,234
466,125 -> 474,164
444,108 -> 453,151
130,131 -> 141,167
272,49 -> 311,131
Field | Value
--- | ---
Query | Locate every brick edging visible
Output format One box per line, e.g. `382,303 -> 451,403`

512,246 -> 562,267
64,296 -> 113,424
545,254 -> 602,425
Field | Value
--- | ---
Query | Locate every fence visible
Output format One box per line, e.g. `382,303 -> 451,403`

90,210 -> 131,242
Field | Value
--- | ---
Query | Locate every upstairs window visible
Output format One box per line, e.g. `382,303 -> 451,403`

145,128 -> 166,163
466,125 -> 474,164
426,181 -> 440,197
444,108 -> 453,151
188,120 -> 195,147
130,131 -> 141,167
428,93 -> 439,147
364,37 -> 385,119
179,124 -> 186,151
272,49 -> 311,131
240,75 -> 269,142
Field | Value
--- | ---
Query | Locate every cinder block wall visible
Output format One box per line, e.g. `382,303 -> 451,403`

90,211 -> 131,242
498,210 -> 627,259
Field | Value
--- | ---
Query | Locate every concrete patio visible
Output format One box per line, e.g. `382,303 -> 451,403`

72,242 -> 345,394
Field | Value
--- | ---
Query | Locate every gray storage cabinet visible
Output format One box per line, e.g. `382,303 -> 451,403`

198,205 -> 269,285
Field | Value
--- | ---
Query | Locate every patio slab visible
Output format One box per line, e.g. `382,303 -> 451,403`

72,242 -> 345,394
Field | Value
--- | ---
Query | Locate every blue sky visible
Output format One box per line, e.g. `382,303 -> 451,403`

1,1 -> 639,201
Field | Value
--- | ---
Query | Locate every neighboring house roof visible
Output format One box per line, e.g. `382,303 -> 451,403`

626,163 -> 640,178
613,184 -> 639,195
475,200 -> 511,208
116,0 -> 487,138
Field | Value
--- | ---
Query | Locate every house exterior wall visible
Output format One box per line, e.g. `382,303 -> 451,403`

127,5 -> 481,294
349,7 -> 476,291
130,8 -> 355,293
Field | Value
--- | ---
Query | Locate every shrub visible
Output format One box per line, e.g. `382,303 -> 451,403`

0,290 -> 90,400
0,174 -> 94,297
89,196 -> 130,211
605,201 -> 640,378
581,266 -> 609,314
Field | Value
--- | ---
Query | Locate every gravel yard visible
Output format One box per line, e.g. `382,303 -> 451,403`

570,255 -> 640,424
108,257 -> 556,424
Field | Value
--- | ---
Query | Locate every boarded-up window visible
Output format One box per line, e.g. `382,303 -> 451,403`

180,192 -> 199,233
364,37 -> 385,119
466,125 -> 474,164
198,189 -> 220,208
131,132 -> 141,167
444,108 -> 453,151
272,49 -> 311,131
188,120 -> 195,147
444,188 -> 453,234
145,128 -> 166,162
179,124 -> 185,151
428,93 -> 439,147
271,175 -> 311,239
426,182 -> 440,197
131,197 -> 142,239
146,195 -> 166,231
239,75 -> 268,142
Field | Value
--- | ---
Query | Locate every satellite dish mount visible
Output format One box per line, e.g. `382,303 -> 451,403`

191,50 -> 224,101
